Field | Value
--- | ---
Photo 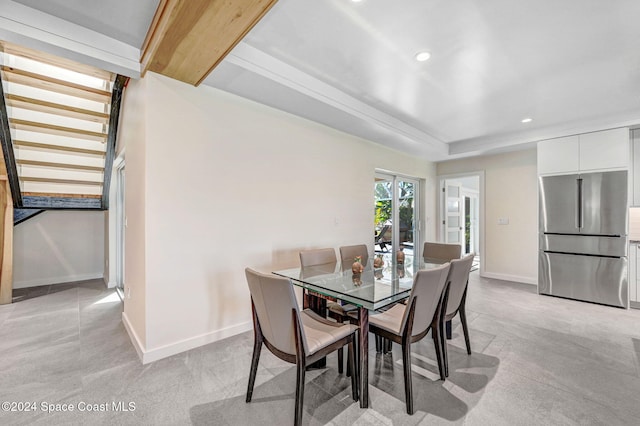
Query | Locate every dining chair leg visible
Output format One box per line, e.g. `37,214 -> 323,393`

348,340 -> 358,401
401,340 -> 414,415
347,335 -> 357,377
386,338 -> 393,353
338,347 -> 344,374
375,335 -> 381,353
432,327 -> 445,381
460,311 -> 471,355
440,317 -> 449,377
346,346 -> 351,377
382,338 -> 391,354
246,339 -> 262,402
460,307 -> 472,355
295,358 -> 306,426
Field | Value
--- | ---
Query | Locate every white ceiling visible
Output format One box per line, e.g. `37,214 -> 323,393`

12,0 -> 160,48
2,0 -> 640,161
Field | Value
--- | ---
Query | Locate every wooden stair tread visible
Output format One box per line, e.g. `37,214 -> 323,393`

13,140 -> 105,156
10,119 -> 107,142
1,66 -> 111,103
6,94 -> 110,124
20,176 -> 103,186
0,41 -> 114,81
22,192 -> 102,199
16,159 -> 104,172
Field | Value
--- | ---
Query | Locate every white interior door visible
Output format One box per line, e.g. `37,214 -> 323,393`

444,181 -> 464,245
462,190 -> 479,255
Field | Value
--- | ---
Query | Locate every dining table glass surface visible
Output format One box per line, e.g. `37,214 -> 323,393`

273,257 -> 446,311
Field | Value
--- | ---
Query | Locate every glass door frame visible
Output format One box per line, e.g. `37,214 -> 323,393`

374,171 -> 422,261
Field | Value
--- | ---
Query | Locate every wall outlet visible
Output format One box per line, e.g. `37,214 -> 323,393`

497,217 -> 509,225
127,287 -> 131,299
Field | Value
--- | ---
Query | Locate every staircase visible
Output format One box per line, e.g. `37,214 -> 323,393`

0,41 -> 127,217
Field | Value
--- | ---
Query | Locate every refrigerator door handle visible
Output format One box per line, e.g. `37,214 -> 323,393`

576,178 -> 583,229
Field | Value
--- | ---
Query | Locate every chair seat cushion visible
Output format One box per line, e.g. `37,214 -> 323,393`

327,301 -> 358,316
369,303 -> 406,335
301,310 -> 358,355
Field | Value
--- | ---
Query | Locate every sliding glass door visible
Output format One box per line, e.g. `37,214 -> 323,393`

374,172 -> 420,262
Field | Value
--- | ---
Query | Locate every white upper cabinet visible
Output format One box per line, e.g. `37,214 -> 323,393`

579,128 -> 629,171
537,135 -> 579,175
538,128 -> 629,175
632,130 -> 640,206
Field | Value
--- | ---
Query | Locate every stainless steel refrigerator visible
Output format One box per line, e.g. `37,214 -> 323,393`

539,170 -> 628,308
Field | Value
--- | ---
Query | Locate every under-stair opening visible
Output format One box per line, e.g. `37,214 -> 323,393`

0,41 -> 126,211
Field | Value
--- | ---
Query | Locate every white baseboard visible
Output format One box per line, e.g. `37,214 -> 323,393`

121,314 -> 253,365
122,312 -> 145,363
13,273 -> 104,289
103,277 -> 118,288
480,271 -> 537,286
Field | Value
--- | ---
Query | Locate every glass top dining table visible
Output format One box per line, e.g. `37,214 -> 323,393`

273,257 -> 446,310
273,257 -> 448,409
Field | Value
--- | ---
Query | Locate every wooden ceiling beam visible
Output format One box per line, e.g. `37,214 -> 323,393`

141,0 -> 279,86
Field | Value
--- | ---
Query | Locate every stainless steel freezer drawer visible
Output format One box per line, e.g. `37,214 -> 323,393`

539,251 -> 628,308
539,234 -> 627,257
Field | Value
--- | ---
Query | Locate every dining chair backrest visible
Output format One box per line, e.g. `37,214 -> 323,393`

339,244 -> 369,269
423,242 -> 461,262
401,263 -> 451,337
245,268 -> 302,356
445,253 -> 475,317
299,248 -> 337,267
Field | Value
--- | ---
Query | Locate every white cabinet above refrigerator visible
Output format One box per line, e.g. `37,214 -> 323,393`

537,128 -> 629,175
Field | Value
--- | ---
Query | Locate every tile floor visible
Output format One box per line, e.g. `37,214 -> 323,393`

1,273 -> 640,425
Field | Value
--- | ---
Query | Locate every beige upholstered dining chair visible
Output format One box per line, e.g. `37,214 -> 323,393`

339,244 -> 369,269
439,253 -> 475,377
369,263 -> 451,415
299,247 -> 337,271
423,242 -> 462,263
299,248 -> 353,374
245,268 -> 359,426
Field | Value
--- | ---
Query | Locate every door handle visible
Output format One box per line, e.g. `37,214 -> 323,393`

576,178 -> 583,229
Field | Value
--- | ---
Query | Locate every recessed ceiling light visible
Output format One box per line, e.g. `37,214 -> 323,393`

415,51 -> 431,62
351,0 -> 363,2
521,118 -> 533,123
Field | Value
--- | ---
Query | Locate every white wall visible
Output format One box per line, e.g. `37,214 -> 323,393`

437,149 -> 538,284
120,72 -> 437,362
119,75 -> 148,352
13,210 -> 105,288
